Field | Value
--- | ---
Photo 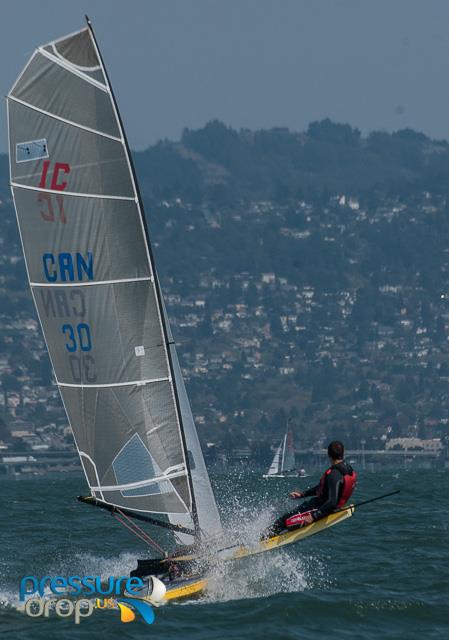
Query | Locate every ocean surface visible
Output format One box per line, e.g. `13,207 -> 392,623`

0,469 -> 448,640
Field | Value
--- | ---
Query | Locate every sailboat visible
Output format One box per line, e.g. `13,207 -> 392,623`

263,425 -> 296,478
7,18 -> 354,603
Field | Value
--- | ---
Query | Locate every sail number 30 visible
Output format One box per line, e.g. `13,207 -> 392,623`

62,323 -> 92,352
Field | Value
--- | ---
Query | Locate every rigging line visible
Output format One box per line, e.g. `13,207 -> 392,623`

116,507 -> 165,555
112,513 -> 163,554
112,513 -> 155,549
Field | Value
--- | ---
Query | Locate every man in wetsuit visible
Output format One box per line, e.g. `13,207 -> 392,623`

265,440 -> 357,537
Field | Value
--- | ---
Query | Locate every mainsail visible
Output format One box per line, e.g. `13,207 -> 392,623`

7,21 -> 222,543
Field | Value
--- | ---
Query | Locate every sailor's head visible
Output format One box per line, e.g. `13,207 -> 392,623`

327,440 -> 344,461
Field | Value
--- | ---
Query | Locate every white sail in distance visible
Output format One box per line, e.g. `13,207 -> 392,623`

282,428 -> 296,472
7,22 -> 222,543
265,428 -> 296,476
266,441 -> 283,476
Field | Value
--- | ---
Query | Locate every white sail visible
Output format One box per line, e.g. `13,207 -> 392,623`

265,427 -> 296,476
282,429 -> 296,472
161,296 -> 222,542
7,22 -> 221,543
266,440 -> 283,476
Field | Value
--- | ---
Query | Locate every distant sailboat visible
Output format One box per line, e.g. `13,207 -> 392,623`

263,425 -> 296,478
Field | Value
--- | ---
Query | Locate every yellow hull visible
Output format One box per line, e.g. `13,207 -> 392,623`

163,578 -> 208,602
232,505 -> 354,558
161,507 -> 354,602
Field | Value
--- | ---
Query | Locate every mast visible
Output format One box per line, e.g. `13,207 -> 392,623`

84,16 -> 200,539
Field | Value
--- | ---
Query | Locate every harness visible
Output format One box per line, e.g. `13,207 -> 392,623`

317,463 -> 357,507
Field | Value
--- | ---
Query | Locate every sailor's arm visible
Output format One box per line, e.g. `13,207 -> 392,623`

290,484 -> 319,499
302,484 -> 319,498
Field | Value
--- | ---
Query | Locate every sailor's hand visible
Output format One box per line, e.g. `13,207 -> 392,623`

290,491 -> 303,499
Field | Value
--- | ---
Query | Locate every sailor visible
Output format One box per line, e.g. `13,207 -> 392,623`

265,440 -> 357,537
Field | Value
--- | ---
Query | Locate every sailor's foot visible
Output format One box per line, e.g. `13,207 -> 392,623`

260,519 -> 285,540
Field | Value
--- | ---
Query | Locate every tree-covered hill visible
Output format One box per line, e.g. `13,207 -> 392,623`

133,119 -> 449,204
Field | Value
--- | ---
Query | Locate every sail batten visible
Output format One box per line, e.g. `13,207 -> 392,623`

38,48 -> 108,91
9,95 -> 123,142
30,277 -> 153,288
8,22 -> 222,541
57,376 -> 171,389
10,182 -> 136,200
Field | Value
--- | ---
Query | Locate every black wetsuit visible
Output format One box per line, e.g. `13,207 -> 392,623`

267,461 -> 355,536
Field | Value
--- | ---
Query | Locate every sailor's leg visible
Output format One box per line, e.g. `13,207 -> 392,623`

295,498 -> 321,514
262,498 -> 325,539
262,504 -> 306,539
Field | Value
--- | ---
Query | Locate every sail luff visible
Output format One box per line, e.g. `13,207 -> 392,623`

85,19 -> 200,537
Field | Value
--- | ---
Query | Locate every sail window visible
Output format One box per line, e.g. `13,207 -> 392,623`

16,138 -> 48,163
113,434 -> 171,497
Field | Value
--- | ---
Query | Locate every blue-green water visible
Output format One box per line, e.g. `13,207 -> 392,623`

1,470 -> 448,639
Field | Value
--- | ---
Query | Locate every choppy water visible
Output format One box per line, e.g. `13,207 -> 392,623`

0,470 -> 448,639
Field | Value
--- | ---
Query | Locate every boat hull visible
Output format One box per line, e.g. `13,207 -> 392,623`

262,473 -> 297,478
155,507 -> 354,602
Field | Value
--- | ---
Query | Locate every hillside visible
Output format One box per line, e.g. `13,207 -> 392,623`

1,120 -> 449,461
